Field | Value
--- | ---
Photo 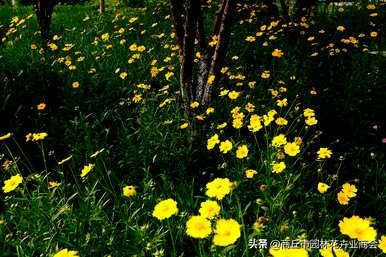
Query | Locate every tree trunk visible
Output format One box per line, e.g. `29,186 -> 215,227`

99,0 -> 105,14
171,0 -> 237,113
35,0 -> 54,41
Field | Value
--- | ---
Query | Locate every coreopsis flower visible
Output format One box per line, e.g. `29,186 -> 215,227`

48,181 -> 61,189
132,94 -> 142,103
317,148 -> 333,159
370,32 -> 378,37
205,178 -> 233,200
261,70 -> 270,79
305,117 -> 318,126
186,216 -> 212,239
236,145 -> 248,159
275,117 -> 288,126
269,248 -> 308,257
119,72 -> 128,79
2,174 -> 23,193
213,219 -> 241,246
207,134 -> 220,150
0,133 -> 12,141
32,133 -> 48,141
303,108 -> 315,117
272,161 -> 286,173
123,185 -> 137,197
72,81 -> 80,89
180,123 -> 189,129
379,236 -> 386,254
245,36 -> 256,42
245,169 -> 257,178
337,191 -> 350,205
337,26 -> 345,32
37,103 -> 46,110
284,142 -> 300,156
165,72 -> 174,80
272,49 -> 283,58
207,75 -> 215,85
152,199 -> 178,221
272,134 -> 287,147
53,249 -> 79,257
228,91 -> 240,100
317,182 -> 330,193
199,200 -> 220,219
219,140 -> 232,154
339,216 -> 377,241
80,164 -> 95,177
247,115 -> 262,132
190,101 -> 199,109
276,98 -> 288,107
341,183 -> 357,198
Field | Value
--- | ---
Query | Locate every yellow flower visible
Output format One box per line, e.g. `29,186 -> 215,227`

272,49 -> 283,58
317,182 -> 330,193
58,155 -> 72,165
272,162 -> 286,173
80,163 -> 95,177
165,72 -> 174,80
199,200 -> 220,219
213,219 -> 241,246
132,94 -> 142,103
341,183 -> 357,198
119,72 -> 128,80
272,134 -> 287,147
32,132 -> 48,141
207,134 -> 220,150
217,122 -> 227,129
2,174 -> 23,193
284,142 -> 300,157
37,102 -> 46,110
317,148 -> 332,159
245,169 -> 257,178
319,245 -> 349,257
261,70 -> 270,79
337,191 -> 350,205
53,248 -> 79,257
190,101 -> 199,109
379,235 -> 386,254
0,220 -> 5,225
101,33 -> 110,41
180,123 -> 189,129
305,117 -> 318,126
275,117 -> 288,126
219,140 -> 232,154
236,145 -> 248,159
337,26 -> 345,32
0,133 -> 12,141
248,115 -> 262,132
123,185 -> 137,197
205,178 -> 233,200
207,75 -> 215,85
303,108 -> 315,117
276,98 -> 287,107
186,216 -> 212,239
90,148 -> 105,158
339,216 -> 377,241
228,91 -> 240,100
370,31 -> 378,37
72,81 -> 80,89
269,248 -> 309,257
245,35 -> 256,42
48,181 -> 61,189
152,199 -> 178,221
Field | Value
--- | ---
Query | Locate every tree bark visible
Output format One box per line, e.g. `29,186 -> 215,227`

35,0 -> 54,41
99,0 -> 105,14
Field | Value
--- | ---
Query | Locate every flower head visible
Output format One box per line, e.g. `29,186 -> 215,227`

186,216 -> 212,239
317,182 -> 330,193
199,200 -> 220,219
2,174 -> 23,193
339,215 -> 377,241
123,185 -> 137,197
213,219 -> 241,246
205,178 -> 233,200
152,198 -> 178,221
53,248 -> 79,257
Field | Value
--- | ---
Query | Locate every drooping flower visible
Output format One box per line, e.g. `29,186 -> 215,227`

80,164 -> 95,177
